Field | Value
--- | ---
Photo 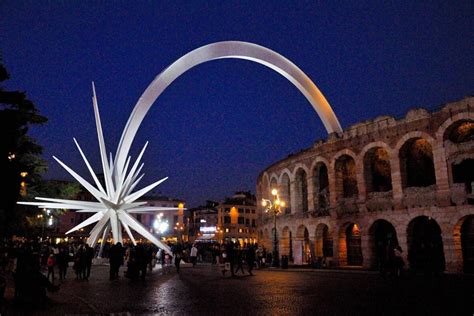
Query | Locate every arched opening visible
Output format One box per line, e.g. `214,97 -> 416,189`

280,173 -> 291,214
339,223 -> 363,266
443,120 -> 474,205
295,169 -> 308,213
368,219 -> 398,269
364,147 -> 392,193
399,138 -> 436,188
460,215 -> 474,273
451,159 -> 474,205
444,120 -> 474,143
315,223 -> 333,260
296,225 -> 311,264
407,216 -> 445,273
312,163 -> 330,216
335,155 -> 358,198
280,226 -> 292,260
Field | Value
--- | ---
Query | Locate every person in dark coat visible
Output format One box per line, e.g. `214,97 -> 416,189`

57,246 -> 69,280
84,244 -> 94,280
246,245 -> 256,276
225,241 -> 236,277
109,242 -> 124,280
173,243 -> 183,273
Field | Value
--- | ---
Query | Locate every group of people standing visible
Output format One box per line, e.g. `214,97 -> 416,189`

219,242 -> 258,277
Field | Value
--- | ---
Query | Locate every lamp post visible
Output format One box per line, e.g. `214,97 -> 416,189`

262,189 -> 285,267
174,222 -> 184,243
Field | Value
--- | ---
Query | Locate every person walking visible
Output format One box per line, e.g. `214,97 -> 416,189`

247,245 -> 256,276
225,241 -> 236,277
190,244 -> 198,267
109,242 -> 124,280
234,249 -> 245,275
84,244 -> 94,281
173,243 -> 183,273
57,246 -> 69,281
46,253 -> 55,282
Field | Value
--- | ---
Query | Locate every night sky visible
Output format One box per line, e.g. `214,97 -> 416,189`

1,1 -> 472,207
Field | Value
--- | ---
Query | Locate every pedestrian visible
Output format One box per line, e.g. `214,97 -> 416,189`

234,249 -> 245,275
57,246 -> 69,280
84,244 -> 94,280
225,241 -> 236,277
109,242 -> 124,280
173,243 -> 183,273
393,245 -> 404,278
247,245 -> 256,276
46,253 -> 55,282
190,244 -> 198,267
74,245 -> 85,280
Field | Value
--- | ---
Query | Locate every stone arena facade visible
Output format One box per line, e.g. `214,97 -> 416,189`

256,97 -> 474,273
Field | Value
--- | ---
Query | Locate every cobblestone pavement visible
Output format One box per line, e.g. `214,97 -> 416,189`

2,263 -> 473,315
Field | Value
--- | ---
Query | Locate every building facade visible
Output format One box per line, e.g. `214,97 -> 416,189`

217,191 -> 258,246
256,97 -> 474,273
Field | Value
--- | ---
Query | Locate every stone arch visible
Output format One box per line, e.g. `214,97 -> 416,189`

294,168 -> 309,213
438,116 -> 474,204
334,154 -> 359,199
454,215 -> 474,273
311,159 -> 330,216
115,41 -> 343,172
398,136 -> 436,188
315,223 -> 333,259
407,216 -> 445,272
295,225 -> 311,264
435,112 -> 474,140
339,222 -> 363,266
363,145 -> 393,194
367,219 -> 398,269
279,172 -> 292,214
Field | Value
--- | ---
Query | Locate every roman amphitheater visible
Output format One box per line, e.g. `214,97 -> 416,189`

256,96 -> 473,273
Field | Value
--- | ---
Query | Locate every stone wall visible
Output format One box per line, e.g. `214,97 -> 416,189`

256,97 -> 474,273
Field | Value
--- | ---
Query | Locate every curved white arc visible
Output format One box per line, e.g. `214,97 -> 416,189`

115,41 -> 342,171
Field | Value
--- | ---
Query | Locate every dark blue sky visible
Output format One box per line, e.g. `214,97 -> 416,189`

1,1 -> 472,207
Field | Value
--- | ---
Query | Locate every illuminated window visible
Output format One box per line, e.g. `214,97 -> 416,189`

238,228 -> 243,233
225,228 -> 229,233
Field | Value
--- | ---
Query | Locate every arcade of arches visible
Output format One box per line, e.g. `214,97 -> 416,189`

257,97 -> 474,273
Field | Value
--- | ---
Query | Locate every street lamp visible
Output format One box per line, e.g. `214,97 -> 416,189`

174,222 -> 184,243
262,188 -> 285,267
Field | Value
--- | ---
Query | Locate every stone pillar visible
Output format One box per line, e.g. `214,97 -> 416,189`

396,227 -> 409,268
293,240 -> 303,265
361,230 -> 371,269
332,227 -> 341,267
290,181 -> 297,214
433,143 -> 451,207
328,162 -> 337,208
390,155 -> 403,208
442,227 -> 458,273
356,159 -> 366,202
307,176 -> 315,213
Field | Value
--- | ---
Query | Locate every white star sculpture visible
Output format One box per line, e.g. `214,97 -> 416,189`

19,83 -> 176,255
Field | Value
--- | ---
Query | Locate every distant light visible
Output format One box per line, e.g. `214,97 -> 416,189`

158,222 -> 169,233
48,217 -> 53,226
271,189 -> 278,196
178,203 -> 184,209
261,200 -> 267,207
200,219 -> 206,223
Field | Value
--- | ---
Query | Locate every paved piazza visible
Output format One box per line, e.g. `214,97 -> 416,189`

2,263 -> 473,315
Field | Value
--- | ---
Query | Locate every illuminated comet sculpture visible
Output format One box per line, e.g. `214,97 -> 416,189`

19,41 -> 342,256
